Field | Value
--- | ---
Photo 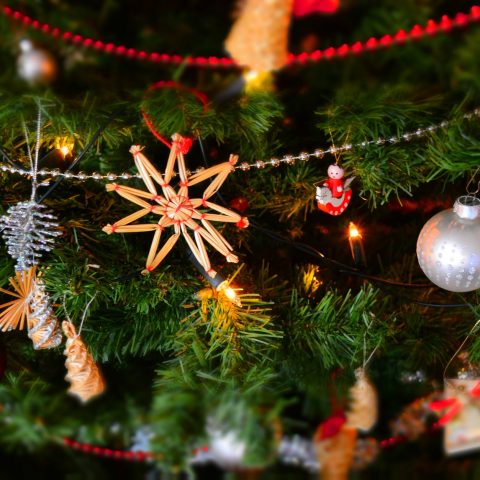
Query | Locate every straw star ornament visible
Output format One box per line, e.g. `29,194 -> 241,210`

102,134 -> 248,277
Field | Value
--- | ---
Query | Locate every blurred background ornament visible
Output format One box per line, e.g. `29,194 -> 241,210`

191,417 -> 247,469
346,369 -> 378,433
293,0 -> 340,16
430,353 -> 480,455
225,0 -> 294,73
17,39 -> 57,85
206,422 -> 247,469
391,393 -> 438,441
229,196 -> 250,213
400,369 -> 427,384
130,426 -> 154,453
278,435 -> 319,471
417,195 -> 480,292
314,423 -> 357,480
351,437 -> 379,471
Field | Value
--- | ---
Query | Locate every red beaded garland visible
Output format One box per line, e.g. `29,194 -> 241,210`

3,5 -> 480,68
61,420 -> 442,463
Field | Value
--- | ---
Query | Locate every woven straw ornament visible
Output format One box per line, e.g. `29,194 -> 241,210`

225,0 -> 294,72
62,321 -> 105,403
346,369 -> 378,432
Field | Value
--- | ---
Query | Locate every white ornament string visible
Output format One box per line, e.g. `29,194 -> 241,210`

0,108 -> 478,183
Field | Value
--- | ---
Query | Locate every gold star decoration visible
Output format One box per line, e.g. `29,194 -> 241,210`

102,134 -> 248,277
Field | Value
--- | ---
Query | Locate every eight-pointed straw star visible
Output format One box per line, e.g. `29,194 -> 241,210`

102,133 -> 249,277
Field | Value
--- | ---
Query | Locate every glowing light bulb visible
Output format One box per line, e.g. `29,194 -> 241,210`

244,70 -> 274,93
59,145 -> 71,157
223,287 -> 237,301
217,280 -> 242,307
349,222 -> 361,238
348,222 -> 367,268
245,70 -> 259,83
54,137 -> 74,159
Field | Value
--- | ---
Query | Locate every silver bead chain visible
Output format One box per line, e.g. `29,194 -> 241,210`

0,109 -> 478,182
235,109 -> 480,172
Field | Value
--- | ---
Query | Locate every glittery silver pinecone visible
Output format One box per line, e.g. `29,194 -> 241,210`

27,278 -> 62,350
0,201 -> 61,271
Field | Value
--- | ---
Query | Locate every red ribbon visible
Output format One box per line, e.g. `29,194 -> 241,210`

429,398 -> 463,425
314,413 -> 346,441
141,80 -> 208,154
429,380 -> 480,425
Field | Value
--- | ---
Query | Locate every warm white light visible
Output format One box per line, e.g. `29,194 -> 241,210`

217,280 -> 242,306
245,70 -> 259,82
59,145 -> 71,157
349,222 -> 361,238
223,287 -> 237,301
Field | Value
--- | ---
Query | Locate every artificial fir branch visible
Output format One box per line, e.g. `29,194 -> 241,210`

283,285 -> 389,370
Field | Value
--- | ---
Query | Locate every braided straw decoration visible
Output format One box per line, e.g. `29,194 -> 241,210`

27,279 -> 62,350
62,321 -> 105,403
346,369 -> 378,433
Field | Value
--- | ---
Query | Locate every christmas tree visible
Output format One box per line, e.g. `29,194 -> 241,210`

0,0 -> 480,478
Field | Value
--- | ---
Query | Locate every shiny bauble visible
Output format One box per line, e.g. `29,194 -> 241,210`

416,195 -> 480,292
17,39 -> 57,85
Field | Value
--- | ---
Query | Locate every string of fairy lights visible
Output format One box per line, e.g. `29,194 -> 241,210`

0,107 -> 478,183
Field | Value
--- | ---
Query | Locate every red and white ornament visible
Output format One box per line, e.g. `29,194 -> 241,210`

315,164 -> 354,216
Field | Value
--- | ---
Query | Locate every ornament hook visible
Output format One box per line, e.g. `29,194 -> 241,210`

465,167 -> 480,196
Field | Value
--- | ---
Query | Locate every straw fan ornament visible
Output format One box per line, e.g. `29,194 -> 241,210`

103,134 -> 248,277
0,267 -> 62,349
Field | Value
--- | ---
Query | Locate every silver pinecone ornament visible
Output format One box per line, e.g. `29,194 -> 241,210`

0,201 -> 61,271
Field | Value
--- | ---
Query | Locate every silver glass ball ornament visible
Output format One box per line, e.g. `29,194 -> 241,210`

17,39 -> 57,85
416,195 -> 480,292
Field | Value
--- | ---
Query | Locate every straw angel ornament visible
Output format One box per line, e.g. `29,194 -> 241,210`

103,135 -> 248,277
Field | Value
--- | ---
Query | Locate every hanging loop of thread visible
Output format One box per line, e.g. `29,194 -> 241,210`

62,293 -> 97,338
141,81 -> 208,155
465,166 -> 480,195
